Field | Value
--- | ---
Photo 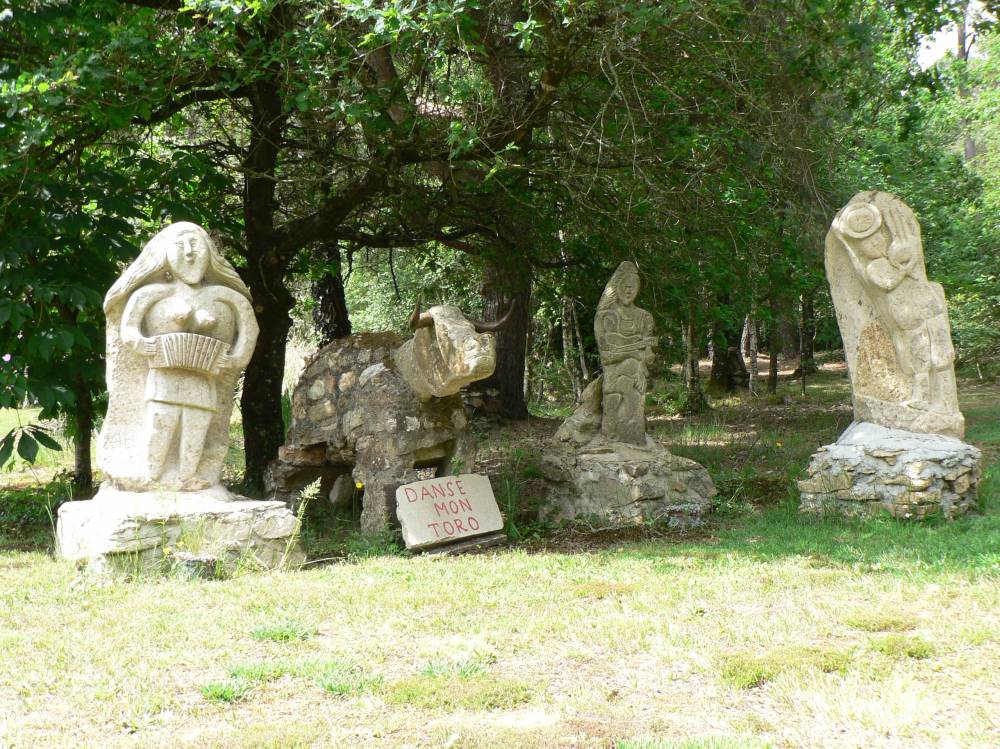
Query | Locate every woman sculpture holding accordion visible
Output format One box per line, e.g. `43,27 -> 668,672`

100,222 -> 258,493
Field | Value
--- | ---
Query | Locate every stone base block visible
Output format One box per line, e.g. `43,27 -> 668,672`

798,421 -> 981,520
540,438 -> 716,527
57,487 -> 306,576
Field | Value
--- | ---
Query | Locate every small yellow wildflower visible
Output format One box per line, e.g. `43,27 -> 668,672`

162,546 -> 173,555
776,441 -> 783,448
355,482 -> 364,489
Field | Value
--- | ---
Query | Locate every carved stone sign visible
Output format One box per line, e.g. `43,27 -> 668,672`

395,473 -> 503,550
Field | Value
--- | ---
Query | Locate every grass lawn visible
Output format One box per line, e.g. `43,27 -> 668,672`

1,365 -> 999,748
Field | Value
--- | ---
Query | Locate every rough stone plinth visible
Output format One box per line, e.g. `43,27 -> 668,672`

540,439 -> 716,527
57,487 -> 305,576
798,421 -> 981,520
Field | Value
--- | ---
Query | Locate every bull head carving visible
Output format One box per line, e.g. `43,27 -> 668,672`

395,302 -> 513,399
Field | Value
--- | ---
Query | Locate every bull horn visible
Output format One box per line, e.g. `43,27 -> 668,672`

408,299 -> 435,330
472,301 -> 516,333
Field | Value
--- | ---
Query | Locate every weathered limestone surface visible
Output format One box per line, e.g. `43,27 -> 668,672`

542,433 -> 716,526
541,264 -> 715,526
57,489 -> 304,575
826,191 -> 963,438
798,422 -> 981,520
98,222 -> 259,494
802,193 -> 980,521
270,304 -> 505,535
57,222 -> 303,574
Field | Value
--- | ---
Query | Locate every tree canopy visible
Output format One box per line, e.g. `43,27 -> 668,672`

3,0 -> 999,487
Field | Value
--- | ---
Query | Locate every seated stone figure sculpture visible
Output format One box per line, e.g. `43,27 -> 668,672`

595,261 -> 657,445
542,261 -> 715,526
99,221 -> 259,494
826,191 -> 962,437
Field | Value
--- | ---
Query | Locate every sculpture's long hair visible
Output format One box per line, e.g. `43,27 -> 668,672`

597,261 -> 640,315
104,222 -> 250,317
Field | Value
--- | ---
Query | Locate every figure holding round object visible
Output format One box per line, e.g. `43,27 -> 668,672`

594,261 -> 656,445
826,191 -> 962,437
100,222 -> 259,492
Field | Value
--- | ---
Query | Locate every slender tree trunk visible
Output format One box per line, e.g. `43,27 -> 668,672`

572,302 -> 591,383
747,310 -> 759,395
767,296 -> 780,395
312,241 -> 352,344
682,305 -> 708,412
71,375 -> 93,496
523,307 -> 534,403
958,4 -> 978,161
799,290 -> 817,375
561,297 -> 583,400
478,256 -> 531,419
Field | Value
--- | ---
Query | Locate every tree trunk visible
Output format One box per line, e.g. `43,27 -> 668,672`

958,4 -> 978,161
561,297 -> 583,400
747,311 -> 759,395
682,305 -> 708,412
523,306 -> 535,403
799,290 -> 817,375
767,296 -> 780,395
240,74 -> 290,491
71,374 -> 93,496
572,301 -> 591,383
710,317 -> 749,392
312,241 -> 352,344
478,257 -> 531,419
241,277 -> 294,492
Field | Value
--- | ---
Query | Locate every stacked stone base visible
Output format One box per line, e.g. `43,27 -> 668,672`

57,487 -> 305,576
540,438 -> 716,527
798,422 -> 981,520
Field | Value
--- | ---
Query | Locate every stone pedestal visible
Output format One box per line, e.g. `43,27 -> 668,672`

540,439 -> 716,527
798,422 -> 981,520
57,487 -> 305,576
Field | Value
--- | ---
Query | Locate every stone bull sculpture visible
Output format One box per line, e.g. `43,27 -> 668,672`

268,303 -> 510,534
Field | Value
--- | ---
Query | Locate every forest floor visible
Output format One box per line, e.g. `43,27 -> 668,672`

2,363 -> 999,748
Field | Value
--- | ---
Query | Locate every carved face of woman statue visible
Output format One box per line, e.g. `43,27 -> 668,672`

167,227 -> 210,285
618,273 -> 639,305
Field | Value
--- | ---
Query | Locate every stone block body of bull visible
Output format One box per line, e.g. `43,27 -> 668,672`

268,304 -> 507,535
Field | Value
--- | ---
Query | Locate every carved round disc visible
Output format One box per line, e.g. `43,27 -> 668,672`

840,203 -> 882,239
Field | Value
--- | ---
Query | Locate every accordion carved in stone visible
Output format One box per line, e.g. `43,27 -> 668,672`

152,332 -> 227,373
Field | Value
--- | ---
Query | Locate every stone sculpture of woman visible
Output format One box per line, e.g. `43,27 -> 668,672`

826,191 -> 962,437
594,261 -> 656,445
98,222 -> 259,494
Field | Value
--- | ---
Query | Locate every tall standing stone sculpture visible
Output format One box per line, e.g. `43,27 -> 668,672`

799,192 -> 981,519
57,223 -> 303,574
540,262 -> 715,525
